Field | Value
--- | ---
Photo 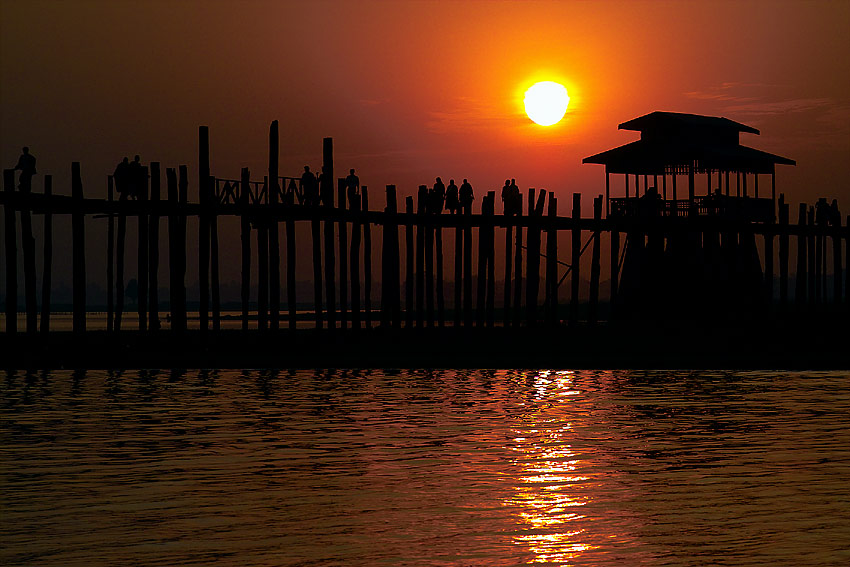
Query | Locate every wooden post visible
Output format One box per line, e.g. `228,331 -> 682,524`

476,194 -> 488,327
625,174 -> 629,199
137,166 -> 148,332
323,138 -> 336,329
3,170 -> 17,335
832,205 -> 842,304
311,191 -> 323,329
210,193 -> 220,332
381,185 -> 400,328
688,164 -> 695,203
463,195 -> 473,327
605,168 -> 611,217
589,195 -> 602,326
454,203 -> 462,327
610,221 -> 619,318
672,172 -> 678,206
795,203 -> 807,307
425,199 -> 435,328
436,211 -> 445,327
513,193 -> 523,328
807,206 -> 815,304
754,173 -> 759,199
41,175 -> 53,335
526,188 -> 543,326
405,196 -> 415,328
545,193 -> 558,327
485,192 -> 496,328
257,179 -> 269,331
846,214 -> 849,305
743,172 -> 748,198
778,195 -> 789,307
570,192 -> 581,326
286,194 -> 297,331
268,120 -> 280,330
166,167 -> 186,333
503,208 -> 513,325
115,179 -> 126,333
199,126 -> 210,334
662,172 -> 667,201
240,168 -> 251,331
72,162 -> 86,335
350,189 -> 361,330
363,186 -> 372,328
149,162 -> 161,332
764,210 -> 774,305
416,186 -> 426,328
19,170 -> 37,334
176,166 -> 188,331
338,179 -> 348,329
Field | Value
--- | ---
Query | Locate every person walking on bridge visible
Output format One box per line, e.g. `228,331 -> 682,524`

13,146 -> 37,192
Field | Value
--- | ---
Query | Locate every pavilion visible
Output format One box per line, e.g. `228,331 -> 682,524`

583,111 -> 795,218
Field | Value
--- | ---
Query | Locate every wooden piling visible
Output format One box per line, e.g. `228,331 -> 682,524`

545,193 -> 558,327
485,192 -> 496,328
513,194 -> 523,328
137,167 -> 149,332
832,206 -> 842,304
362,186 -> 372,328
526,188 -> 542,326
436,213 -> 445,327
149,162 -> 161,332
454,205 -> 463,327
463,197 -> 473,327
476,195 -> 488,327
405,196 -> 415,328
795,203 -> 807,306
3,170 -> 17,335
350,190 -> 361,330
764,202 -> 774,305
381,185 -> 401,328
176,166 -> 189,331
338,179 -> 348,329
807,206 -> 815,304
19,170 -> 37,334
778,195 -> 789,307
41,175 -> 53,335
166,167 -> 186,333
269,121 -> 280,330
210,196 -> 220,332
311,196 -> 323,329
71,162 -> 86,335
503,212 -> 513,324
286,192 -> 297,330
257,182 -> 269,331
323,138 -> 336,329
570,193 -> 581,326
589,195 -> 602,326
240,168 -> 251,331
199,126 -> 210,334
610,221 -> 619,318
416,186 -> 426,328
425,200 -> 435,328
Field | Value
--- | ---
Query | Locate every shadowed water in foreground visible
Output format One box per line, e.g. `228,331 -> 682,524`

2,369 -> 849,565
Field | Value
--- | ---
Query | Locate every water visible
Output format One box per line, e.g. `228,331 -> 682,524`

2,369 -> 849,566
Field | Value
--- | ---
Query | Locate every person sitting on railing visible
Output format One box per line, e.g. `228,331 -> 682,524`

445,179 -> 459,214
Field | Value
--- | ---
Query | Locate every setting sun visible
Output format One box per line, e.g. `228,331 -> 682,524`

524,81 -> 570,126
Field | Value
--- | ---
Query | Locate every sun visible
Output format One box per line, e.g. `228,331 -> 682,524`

524,81 -> 570,126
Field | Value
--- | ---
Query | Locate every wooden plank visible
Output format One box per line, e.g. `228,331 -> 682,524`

338,179 -> 348,329
240,168 -> 251,331
149,162 -> 160,332
268,120 -> 280,330
405,196 -> 414,328
3,169 -> 16,335
199,126 -> 210,333
362,186 -> 372,328
323,138 -> 336,329
41,175 -> 53,335
72,162 -> 86,335
137,166 -> 148,332
589,195 -> 602,326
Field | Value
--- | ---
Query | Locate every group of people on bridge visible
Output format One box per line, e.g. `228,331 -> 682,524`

113,155 -> 147,200
419,177 -> 475,215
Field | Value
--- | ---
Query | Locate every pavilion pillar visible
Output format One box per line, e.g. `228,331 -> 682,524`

605,167 -> 610,218
743,172 -> 748,198
688,164 -> 695,202
625,173 -> 629,199
662,173 -> 667,201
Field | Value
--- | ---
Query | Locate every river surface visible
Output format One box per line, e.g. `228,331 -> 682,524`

2,369 -> 849,566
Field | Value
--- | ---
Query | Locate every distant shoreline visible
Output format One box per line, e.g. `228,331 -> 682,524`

2,323 -> 848,370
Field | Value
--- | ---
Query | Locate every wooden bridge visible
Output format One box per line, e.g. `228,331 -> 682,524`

2,121 -> 848,339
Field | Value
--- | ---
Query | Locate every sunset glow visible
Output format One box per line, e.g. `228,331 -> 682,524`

524,82 -> 570,126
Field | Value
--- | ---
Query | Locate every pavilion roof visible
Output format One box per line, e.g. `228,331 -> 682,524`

618,111 -> 760,135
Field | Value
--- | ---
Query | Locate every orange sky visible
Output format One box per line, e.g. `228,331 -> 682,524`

2,0 -> 849,289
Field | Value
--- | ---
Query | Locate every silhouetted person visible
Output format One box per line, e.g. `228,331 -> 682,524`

346,168 -> 360,204
459,178 -> 474,211
113,157 -> 131,199
501,179 -> 511,212
829,199 -> 840,226
815,197 -> 829,227
14,146 -> 37,192
433,177 -> 445,214
445,179 -> 459,214
127,155 -> 144,199
301,166 -> 317,206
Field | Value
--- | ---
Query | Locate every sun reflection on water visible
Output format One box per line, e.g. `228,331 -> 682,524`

505,371 -> 598,564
